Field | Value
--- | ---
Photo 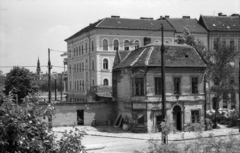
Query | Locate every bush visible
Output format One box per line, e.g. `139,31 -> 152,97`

184,121 -> 205,133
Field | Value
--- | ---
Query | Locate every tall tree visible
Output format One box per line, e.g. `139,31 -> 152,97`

177,28 -> 238,128
4,66 -> 38,103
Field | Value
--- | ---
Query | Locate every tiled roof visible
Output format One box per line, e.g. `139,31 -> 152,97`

65,17 -> 175,41
113,43 -> 207,69
98,18 -> 175,31
167,18 -> 208,33
199,15 -> 240,32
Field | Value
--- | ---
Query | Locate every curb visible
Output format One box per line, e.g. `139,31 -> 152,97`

85,145 -> 106,151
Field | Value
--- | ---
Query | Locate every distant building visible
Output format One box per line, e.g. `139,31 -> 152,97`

112,43 -> 207,132
65,16 -> 176,102
198,13 -> 240,110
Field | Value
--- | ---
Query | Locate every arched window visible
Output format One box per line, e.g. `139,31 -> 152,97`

114,40 -> 119,51
92,40 -> 94,52
103,59 -> 108,69
103,39 -> 108,51
103,79 -> 109,86
135,40 -> 140,49
92,59 -> 94,70
124,40 -> 129,51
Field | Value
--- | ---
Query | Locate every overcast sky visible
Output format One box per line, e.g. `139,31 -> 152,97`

0,0 -> 239,74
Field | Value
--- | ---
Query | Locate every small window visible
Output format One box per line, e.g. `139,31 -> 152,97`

79,46 -> 81,55
69,81 -> 71,90
223,94 -> 228,108
92,40 -> 94,52
85,43 -> 88,53
82,62 -> 84,72
230,39 -> 234,49
77,80 -> 79,90
82,45 -> 84,55
213,38 -> 217,50
165,40 -> 170,43
74,48 -> 76,56
135,40 -> 140,49
103,39 -> 108,51
76,64 -> 78,73
191,110 -> 200,123
92,59 -> 94,70
103,79 -> 109,86
92,79 -> 95,85
76,47 -> 78,56
133,78 -> 144,96
124,40 -> 129,51
114,40 -> 119,51
155,77 -> 162,95
221,38 -> 226,48
174,77 -> 181,94
231,93 -> 236,109
103,59 -> 108,69
69,65 -> 71,73
79,63 -> 81,72
192,77 -> 198,94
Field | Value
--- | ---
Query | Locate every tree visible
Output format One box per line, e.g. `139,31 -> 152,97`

4,66 -> 38,104
176,28 -> 238,128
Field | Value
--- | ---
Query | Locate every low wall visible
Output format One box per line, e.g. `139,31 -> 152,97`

39,102 -> 113,126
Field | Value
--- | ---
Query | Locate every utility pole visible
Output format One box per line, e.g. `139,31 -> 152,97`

48,48 -> 52,131
55,78 -> 57,101
161,24 -> 167,144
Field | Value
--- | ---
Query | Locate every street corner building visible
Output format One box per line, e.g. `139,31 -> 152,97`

112,42 -> 207,133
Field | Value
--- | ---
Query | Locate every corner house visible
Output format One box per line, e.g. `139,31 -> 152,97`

112,42 -> 207,133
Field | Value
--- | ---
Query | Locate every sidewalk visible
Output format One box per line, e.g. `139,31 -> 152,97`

53,125 -> 240,141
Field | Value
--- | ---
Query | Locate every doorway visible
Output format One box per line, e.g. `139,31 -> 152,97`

156,115 -> 163,132
173,105 -> 182,131
77,110 -> 84,125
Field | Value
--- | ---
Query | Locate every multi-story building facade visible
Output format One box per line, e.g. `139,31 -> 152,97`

198,13 -> 240,110
165,16 -> 208,46
64,16 -> 176,102
113,43 -> 207,132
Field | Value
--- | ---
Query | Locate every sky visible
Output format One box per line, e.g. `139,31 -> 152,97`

0,0 -> 240,74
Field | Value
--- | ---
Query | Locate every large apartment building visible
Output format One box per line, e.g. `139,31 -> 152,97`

198,13 -> 240,110
64,16 -> 177,102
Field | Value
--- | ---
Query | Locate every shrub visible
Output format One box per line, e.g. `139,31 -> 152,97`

184,121 -> 205,133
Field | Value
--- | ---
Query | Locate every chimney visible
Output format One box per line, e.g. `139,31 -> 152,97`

111,15 -> 120,18
218,12 -> 222,16
182,16 -> 190,19
165,15 -> 170,19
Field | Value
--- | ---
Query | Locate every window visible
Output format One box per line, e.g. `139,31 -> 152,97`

230,39 -> 234,49
103,39 -> 108,51
223,94 -> 228,108
82,62 -> 84,72
92,79 -> 94,85
213,77 -> 219,85
85,43 -> 88,53
92,59 -> 94,70
77,80 -> 79,90
74,48 -> 76,56
213,38 -> 217,50
74,64 -> 76,73
82,45 -> 84,55
80,80 -> 82,90
69,81 -> 71,90
75,81 -> 76,90
124,40 -> 129,51
79,63 -> 81,72
79,46 -> 81,55
69,65 -> 71,73
103,59 -> 108,69
92,40 -> 94,52
135,40 -> 140,49
222,38 -> 226,48
114,40 -> 119,51
231,93 -> 236,109
86,72 -> 88,81
191,110 -> 200,123
103,79 -> 109,86
192,77 -> 198,94
76,47 -> 78,56
133,78 -> 144,96
155,77 -> 162,95
174,77 -> 181,94
76,63 -> 78,73
212,97 -> 217,110
82,81 -> 84,90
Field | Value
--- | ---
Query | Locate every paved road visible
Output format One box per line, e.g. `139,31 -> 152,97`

83,135 -> 149,153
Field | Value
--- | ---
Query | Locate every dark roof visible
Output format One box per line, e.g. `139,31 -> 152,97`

65,18 -> 175,41
114,43 -> 207,69
199,15 -> 240,32
90,85 -> 112,98
167,18 -> 208,33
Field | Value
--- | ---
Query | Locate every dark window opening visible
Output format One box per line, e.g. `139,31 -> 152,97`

155,77 -> 162,95
174,77 -> 181,94
191,110 -> 200,123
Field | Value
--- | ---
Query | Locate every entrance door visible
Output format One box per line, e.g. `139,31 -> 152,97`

77,110 -> 84,125
156,115 -> 163,132
173,105 -> 182,131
